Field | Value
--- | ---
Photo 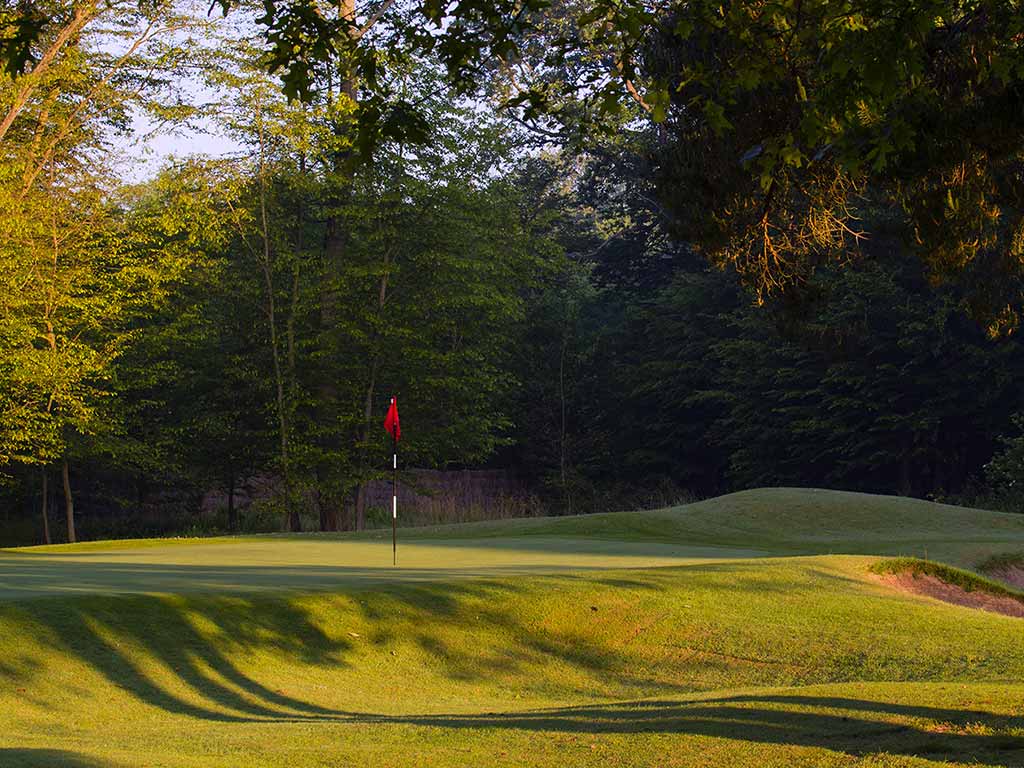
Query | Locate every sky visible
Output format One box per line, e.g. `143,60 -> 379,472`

115,109 -> 243,183
103,0 -> 252,182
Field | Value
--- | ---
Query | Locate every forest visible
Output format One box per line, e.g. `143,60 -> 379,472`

2,0 -> 1024,545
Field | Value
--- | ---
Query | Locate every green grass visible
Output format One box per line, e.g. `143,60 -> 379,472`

3,488 -> 1024,767
14,486 -> 1024,561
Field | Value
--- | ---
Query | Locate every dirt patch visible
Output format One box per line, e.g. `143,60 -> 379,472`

879,572 -> 1024,619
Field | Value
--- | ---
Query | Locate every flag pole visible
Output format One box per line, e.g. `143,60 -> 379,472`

392,431 -> 397,567
384,395 -> 400,567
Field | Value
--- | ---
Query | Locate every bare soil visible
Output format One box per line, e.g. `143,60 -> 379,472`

879,572 -> 1024,619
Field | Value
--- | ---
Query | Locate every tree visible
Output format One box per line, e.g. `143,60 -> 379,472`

0,0 -> 209,541
625,246 -> 1024,497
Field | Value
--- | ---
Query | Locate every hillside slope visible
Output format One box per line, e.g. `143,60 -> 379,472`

392,487 -> 1024,554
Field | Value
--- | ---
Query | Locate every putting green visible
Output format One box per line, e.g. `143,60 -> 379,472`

0,537 -> 767,599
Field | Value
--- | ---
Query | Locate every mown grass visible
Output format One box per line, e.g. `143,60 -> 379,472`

12,487 -> 1024,564
3,489 -> 1024,767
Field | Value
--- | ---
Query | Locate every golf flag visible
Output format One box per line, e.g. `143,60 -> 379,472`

384,397 -> 400,442
384,395 -> 400,566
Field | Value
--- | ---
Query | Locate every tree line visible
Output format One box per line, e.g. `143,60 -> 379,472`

2,0 -> 1024,544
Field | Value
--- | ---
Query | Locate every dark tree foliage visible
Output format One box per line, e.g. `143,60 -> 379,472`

519,252 -> 1024,504
510,150 -> 1024,508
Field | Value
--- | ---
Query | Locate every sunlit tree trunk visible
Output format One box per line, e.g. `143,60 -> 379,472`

0,2 -> 97,145
252,98 -> 300,533
62,460 -> 75,543
40,469 -> 51,545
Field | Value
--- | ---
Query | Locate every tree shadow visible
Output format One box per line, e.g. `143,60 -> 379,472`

2,564 -> 1023,767
392,694 -> 1024,766
0,570 -> 689,726
0,748 -> 110,768
0,590 -> 360,723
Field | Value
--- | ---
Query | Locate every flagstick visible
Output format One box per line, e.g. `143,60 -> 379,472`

392,432 -> 397,567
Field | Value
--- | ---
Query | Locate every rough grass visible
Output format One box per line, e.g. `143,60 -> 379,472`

3,488 -> 1024,767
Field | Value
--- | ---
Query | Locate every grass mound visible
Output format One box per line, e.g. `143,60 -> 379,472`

387,487 -> 1024,546
7,488 -> 1024,600
12,488 -> 1024,567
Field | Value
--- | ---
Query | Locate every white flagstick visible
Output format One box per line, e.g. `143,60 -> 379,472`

392,439 -> 397,566
385,395 -> 399,567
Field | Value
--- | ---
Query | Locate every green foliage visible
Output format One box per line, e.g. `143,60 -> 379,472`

512,259 -> 609,511
0,3 -> 47,77
986,415 -> 1024,490
644,1 -> 1024,306
5,0 -> 1024,539
630,255 -> 1023,496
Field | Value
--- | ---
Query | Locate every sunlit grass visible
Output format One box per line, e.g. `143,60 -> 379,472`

3,489 -> 1024,766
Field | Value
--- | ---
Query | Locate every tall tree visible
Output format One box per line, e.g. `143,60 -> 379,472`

0,0 -> 207,541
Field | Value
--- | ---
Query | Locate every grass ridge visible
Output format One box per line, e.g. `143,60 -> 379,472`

870,557 -> 1024,603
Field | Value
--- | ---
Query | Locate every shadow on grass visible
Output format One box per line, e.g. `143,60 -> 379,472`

0,748 -> 108,767
0,569 -> 725,726
1,576 -> 597,723
2,564 -> 1024,766
393,694 -> 1024,765
1,590 -> 359,722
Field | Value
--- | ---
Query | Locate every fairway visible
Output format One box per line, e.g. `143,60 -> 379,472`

4,489 -> 1024,767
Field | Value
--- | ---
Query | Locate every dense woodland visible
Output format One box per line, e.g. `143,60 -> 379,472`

2,0 -> 1024,544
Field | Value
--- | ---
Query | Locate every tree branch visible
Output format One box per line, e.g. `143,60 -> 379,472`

0,2 -> 99,144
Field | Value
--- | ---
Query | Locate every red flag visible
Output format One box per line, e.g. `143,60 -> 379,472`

384,396 -> 400,442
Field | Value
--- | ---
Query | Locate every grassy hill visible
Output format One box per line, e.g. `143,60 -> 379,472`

2,488 -> 1024,767
389,487 -> 1024,558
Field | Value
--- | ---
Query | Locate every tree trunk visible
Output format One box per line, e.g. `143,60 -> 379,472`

40,469 -> 51,545
227,474 -> 237,533
253,102 -> 298,533
354,484 -> 368,531
62,460 -> 76,543
317,185 -> 350,532
353,241 -> 393,530
559,316 -> 573,516
353,377 -> 376,531
315,0 -> 358,532
0,3 -> 95,145
318,491 -> 332,532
